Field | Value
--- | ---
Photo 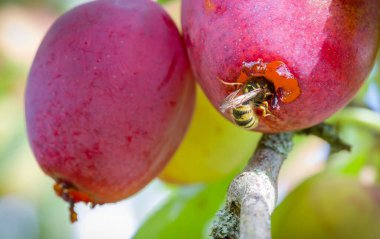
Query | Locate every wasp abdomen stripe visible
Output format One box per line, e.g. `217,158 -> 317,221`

235,118 -> 255,128
232,105 -> 257,129
232,105 -> 252,117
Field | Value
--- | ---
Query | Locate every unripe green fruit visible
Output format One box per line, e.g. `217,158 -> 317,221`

272,173 -> 380,239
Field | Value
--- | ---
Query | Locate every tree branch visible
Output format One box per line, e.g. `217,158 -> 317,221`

211,133 -> 294,239
211,123 -> 350,239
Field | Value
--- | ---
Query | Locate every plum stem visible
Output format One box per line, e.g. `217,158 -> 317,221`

211,123 -> 349,239
211,133 -> 293,239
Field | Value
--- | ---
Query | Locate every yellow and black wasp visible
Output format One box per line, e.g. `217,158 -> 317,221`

220,78 -> 275,129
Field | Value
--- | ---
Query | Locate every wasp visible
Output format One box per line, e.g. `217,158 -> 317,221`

220,78 -> 274,129
219,59 -> 301,129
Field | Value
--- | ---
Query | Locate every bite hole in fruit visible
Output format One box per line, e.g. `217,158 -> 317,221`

219,59 -> 301,129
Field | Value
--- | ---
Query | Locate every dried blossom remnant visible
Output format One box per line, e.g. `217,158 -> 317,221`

54,180 -> 101,223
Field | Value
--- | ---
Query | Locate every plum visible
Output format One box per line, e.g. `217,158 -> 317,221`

182,0 -> 380,132
25,0 -> 195,220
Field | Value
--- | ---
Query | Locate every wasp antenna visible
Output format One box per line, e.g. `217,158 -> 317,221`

218,77 -> 244,87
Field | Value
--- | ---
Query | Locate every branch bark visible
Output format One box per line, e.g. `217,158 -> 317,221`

211,123 -> 349,239
211,133 -> 294,239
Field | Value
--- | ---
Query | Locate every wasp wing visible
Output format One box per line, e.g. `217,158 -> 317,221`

220,88 -> 262,113
219,89 -> 241,113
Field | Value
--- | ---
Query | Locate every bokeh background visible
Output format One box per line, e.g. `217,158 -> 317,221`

0,0 -> 379,238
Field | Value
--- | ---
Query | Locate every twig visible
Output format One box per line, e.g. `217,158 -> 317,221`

211,133 -> 294,239
299,123 -> 351,154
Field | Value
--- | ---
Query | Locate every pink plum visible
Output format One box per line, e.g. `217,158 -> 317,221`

182,0 -> 380,132
25,0 -> 195,210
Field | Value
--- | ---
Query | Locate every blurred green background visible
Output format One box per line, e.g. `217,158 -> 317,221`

1,0 -> 380,239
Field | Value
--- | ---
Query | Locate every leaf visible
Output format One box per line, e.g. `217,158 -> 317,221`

133,178 -> 232,239
327,107 -> 380,133
157,0 -> 178,5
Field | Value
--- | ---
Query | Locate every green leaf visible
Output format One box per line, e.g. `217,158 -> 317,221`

0,59 -> 22,99
0,0 -> 64,10
157,0 -> 178,5
328,107 -> 380,133
134,179 -> 231,239
373,55 -> 380,86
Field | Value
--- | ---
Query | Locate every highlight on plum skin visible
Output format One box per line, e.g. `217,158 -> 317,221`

25,0 -> 195,222
182,0 -> 380,133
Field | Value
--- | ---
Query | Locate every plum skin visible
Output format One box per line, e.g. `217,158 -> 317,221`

182,0 -> 380,132
25,0 -> 195,203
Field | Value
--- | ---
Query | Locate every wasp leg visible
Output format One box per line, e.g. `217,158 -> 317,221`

265,92 -> 273,97
258,101 -> 272,117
